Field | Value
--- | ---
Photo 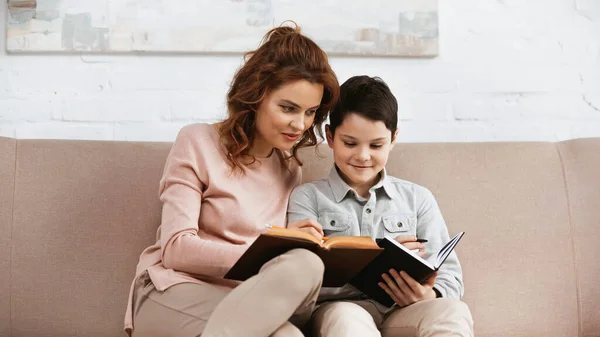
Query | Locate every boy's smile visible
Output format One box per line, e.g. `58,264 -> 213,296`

326,113 -> 397,198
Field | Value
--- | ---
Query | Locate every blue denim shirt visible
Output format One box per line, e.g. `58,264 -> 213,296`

286,166 -> 464,304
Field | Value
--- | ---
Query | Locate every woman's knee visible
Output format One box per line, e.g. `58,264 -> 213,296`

280,248 -> 325,285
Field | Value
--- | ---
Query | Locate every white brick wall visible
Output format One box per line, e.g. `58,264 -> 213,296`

1,0 -> 599,143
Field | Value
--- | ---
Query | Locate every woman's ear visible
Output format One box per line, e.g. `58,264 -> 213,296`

325,125 -> 334,148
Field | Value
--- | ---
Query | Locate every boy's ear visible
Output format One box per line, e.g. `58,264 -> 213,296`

390,129 -> 399,148
325,125 -> 334,148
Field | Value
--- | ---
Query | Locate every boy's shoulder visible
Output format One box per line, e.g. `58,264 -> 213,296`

292,177 -> 330,195
385,174 -> 434,198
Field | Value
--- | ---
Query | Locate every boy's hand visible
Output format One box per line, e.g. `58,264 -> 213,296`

287,219 -> 324,240
394,235 -> 426,258
378,269 -> 437,307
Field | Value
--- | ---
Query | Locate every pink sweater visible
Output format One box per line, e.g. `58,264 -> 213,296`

124,123 -> 302,333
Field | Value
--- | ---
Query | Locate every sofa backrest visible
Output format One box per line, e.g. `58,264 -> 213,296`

1,136 -> 599,337
0,137 -> 16,337
558,139 -> 600,336
1,138 -> 172,337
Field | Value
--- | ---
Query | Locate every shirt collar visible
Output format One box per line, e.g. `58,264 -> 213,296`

327,165 -> 395,203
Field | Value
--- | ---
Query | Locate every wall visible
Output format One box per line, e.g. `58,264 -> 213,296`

1,0 -> 599,142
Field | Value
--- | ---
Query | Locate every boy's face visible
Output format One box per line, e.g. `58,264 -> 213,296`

326,113 -> 397,191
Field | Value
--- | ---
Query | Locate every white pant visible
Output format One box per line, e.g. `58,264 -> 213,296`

310,298 -> 474,337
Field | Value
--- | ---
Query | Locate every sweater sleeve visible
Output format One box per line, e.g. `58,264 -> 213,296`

158,125 -> 246,278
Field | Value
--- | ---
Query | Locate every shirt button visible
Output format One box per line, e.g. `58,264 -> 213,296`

330,220 -> 336,226
366,208 -> 372,214
397,222 -> 403,228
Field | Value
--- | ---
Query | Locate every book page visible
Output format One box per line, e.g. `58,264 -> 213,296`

434,232 -> 465,268
264,227 -> 380,250
387,237 -> 435,270
322,236 -> 380,250
264,226 -> 320,245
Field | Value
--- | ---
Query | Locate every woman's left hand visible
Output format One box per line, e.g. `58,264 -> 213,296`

378,269 -> 437,307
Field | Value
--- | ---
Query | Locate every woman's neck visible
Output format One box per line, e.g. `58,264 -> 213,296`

249,134 -> 274,158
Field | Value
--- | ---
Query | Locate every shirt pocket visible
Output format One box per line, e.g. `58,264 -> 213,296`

381,213 -> 417,235
318,212 -> 351,235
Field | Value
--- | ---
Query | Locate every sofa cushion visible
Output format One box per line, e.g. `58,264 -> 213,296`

0,137 -> 16,337
559,138 -> 600,336
11,139 -> 171,337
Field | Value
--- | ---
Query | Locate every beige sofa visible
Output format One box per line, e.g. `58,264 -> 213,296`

1,135 -> 599,337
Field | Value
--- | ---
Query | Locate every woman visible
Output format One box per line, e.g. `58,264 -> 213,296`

124,23 -> 339,337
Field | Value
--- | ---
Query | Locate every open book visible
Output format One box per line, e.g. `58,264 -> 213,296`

350,231 -> 465,307
225,226 -> 383,287
225,226 -> 465,306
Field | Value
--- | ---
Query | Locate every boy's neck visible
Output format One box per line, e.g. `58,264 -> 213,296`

335,165 -> 383,199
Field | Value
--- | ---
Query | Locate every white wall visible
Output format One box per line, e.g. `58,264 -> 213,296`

1,0 -> 599,143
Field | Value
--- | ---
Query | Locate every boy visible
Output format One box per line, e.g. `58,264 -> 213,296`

286,76 -> 474,337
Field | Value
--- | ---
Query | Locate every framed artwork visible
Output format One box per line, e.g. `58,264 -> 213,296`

6,0 -> 438,57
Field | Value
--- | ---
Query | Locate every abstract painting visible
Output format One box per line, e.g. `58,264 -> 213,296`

6,0 -> 438,57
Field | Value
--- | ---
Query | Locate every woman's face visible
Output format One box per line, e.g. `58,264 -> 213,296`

252,80 -> 324,157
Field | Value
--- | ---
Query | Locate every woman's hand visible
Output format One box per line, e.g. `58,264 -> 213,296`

378,270 -> 437,307
287,219 -> 324,240
394,235 -> 426,258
